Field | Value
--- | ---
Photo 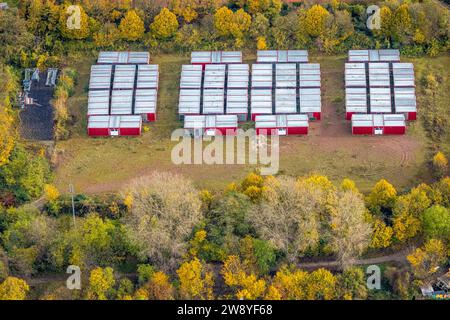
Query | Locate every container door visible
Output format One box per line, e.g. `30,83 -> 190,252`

205,129 -> 216,136
277,128 -> 287,136
374,128 -> 383,135
110,129 -> 119,136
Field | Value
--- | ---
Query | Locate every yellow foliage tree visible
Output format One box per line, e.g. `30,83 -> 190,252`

59,4 -> 91,39
370,218 -> 393,249
151,8 -> 179,39
221,255 -> 266,300
270,266 -> 309,299
306,268 -> 337,300
87,267 -> 116,300
119,10 -> 145,41
214,7 -> 251,40
44,184 -> 60,202
299,5 -> 330,38
0,65 -> 18,167
407,239 -> 447,279
0,277 -> 29,300
432,151 -> 448,178
256,36 -> 267,50
144,271 -> 175,300
177,258 -> 214,300
366,179 -> 397,214
340,178 -> 359,193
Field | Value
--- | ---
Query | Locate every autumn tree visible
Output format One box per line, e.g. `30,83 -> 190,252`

248,176 -> 321,263
150,8 -> 179,40
305,268 -> 337,300
432,151 -> 448,179
143,271 -> 175,300
366,179 -> 397,215
421,205 -> 450,240
87,267 -> 116,300
392,4 -> 412,43
268,266 -> 309,299
221,255 -> 266,300
59,4 -> 91,39
337,267 -> 368,300
0,65 -> 18,167
370,218 -> 393,249
298,5 -> 330,38
171,0 -> 218,23
407,239 -> 447,279
330,190 -> 372,269
214,7 -> 251,40
122,172 -> 202,271
119,10 -> 145,41
177,258 -> 214,300
0,277 -> 29,300
238,0 -> 282,18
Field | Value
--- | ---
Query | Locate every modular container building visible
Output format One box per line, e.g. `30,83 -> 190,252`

392,63 -> 415,87
203,64 -> 226,89
202,89 -> 225,115
348,49 -> 400,62
88,115 -> 142,136
227,64 -> 249,89
345,87 -> 368,120
251,89 -> 272,120
226,89 -> 248,122
345,63 -> 366,87
394,87 -> 417,121
113,65 -> 136,90
135,89 -> 157,121
275,88 -> 297,114
180,65 -> 203,89
110,90 -> 133,115
276,64 -> 297,88
255,114 -> 309,135
178,89 -> 201,118
184,115 -> 238,136
299,64 -> 321,88
257,50 -> 308,63
87,90 -> 110,116
369,63 -> 390,87
136,65 -> 159,89
89,65 -> 112,90
299,88 -> 321,120
351,114 -> 406,135
97,51 -> 150,64
191,51 -> 242,68
369,87 -> 392,113
252,64 -> 273,88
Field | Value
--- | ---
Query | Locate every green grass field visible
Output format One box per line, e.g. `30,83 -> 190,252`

52,53 -> 450,194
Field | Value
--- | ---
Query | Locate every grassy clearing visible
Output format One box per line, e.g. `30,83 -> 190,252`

53,54 -> 450,194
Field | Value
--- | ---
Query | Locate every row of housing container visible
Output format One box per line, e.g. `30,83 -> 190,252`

345,50 -> 416,135
87,52 -> 158,137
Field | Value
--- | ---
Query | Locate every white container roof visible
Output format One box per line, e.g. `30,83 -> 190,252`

275,88 -> 297,114
299,88 -> 321,113
352,114 -> 374,127
255,114 -> 309,128
352,114 -> 405,128
134,89 -> 157,114
369,63 -> 390,87
87,90 -> 110,116
346,87 -> 368,113
202,89 -> 224,114
251,89 -> 272,114
299,63 -> 321,87
345,63 -> 366,87
394,87 -> 416,113
111,90 -> 133,115
191,51 -> 242,64
113,65 -> 136,90
184,115 -> 238,129
88,115 -> 142,129
392,63 -> 415,87
178,89 -> 201,115
383,114 -> 406,126
98,51 -> 150,64
257,50 -> 308,63
227,64 -> 249,88
369,87 -> 392,113
180,65 -> 203,89
89,65 -> 112,90
348,49 -> 400,62
204,64 -> 226,89
252,64 -> 273,88
136,65 -> 159,89
226,89 -> 248,115
276,64 -> 297,88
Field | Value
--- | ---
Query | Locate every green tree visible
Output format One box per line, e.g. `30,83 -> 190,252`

421,205 -> 450,240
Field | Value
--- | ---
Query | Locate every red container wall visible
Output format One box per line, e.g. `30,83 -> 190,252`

214,127 -> 238,136
88,128 -> 110,136
251,113 -> 261,121
191,62 -> 207,70
313,112 -> 321,121
408,112 -> 417,121
146,113 -> 156,122
119,127 -> 141,136
352,126 -> 374,135
256,128 -> 278,135
346,112 -> 354,121
287,127 -> 308,135
383,126 -> 406,135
